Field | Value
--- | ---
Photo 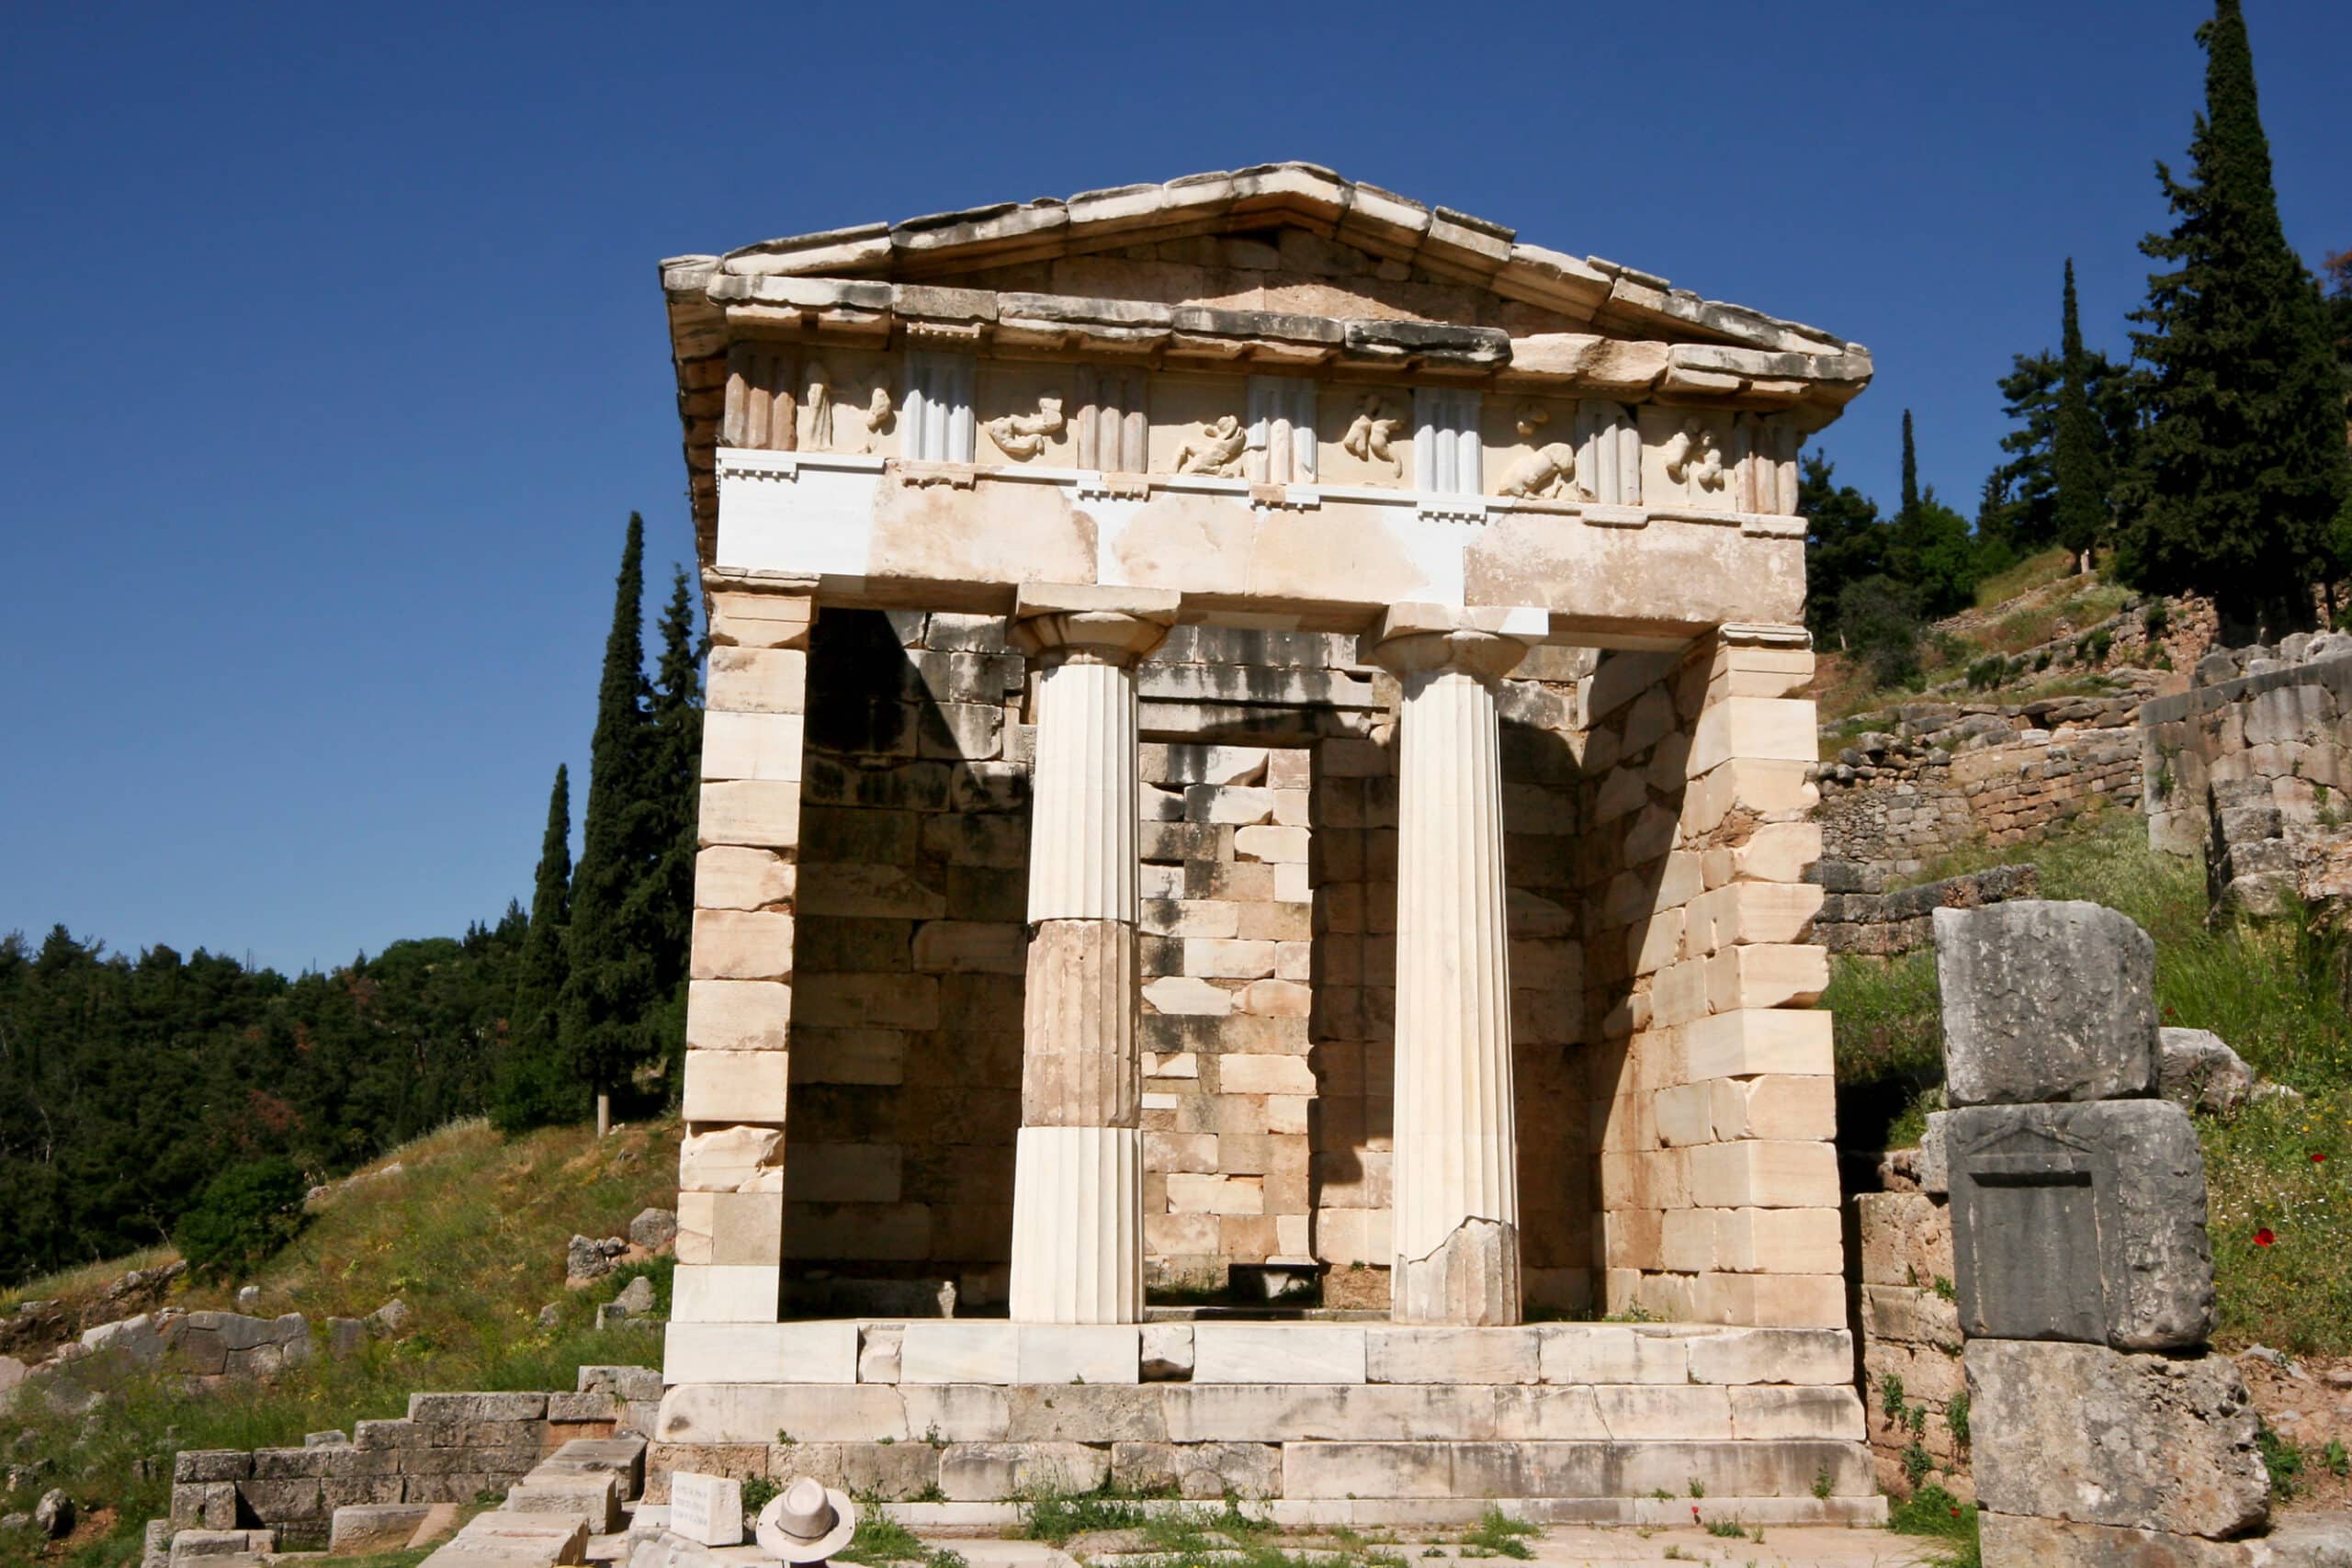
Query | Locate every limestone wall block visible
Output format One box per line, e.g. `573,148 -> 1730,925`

1692,1272 -> 1848,1329
1363,1327 -> 1538,1385
707,590 -> 814,650
1653,1083 -> 1713,1148
1680,759 -> 1817,837
1706,1075 -> 1835,1142
1141,976 -> 1231,1016
681,1049 -> 790,1123
1140,899 -> 1239,938
782,1143 -> 901,1204
684,980 -> 792,1053
1191,1324 -> 1367,1384
707,647 -> 808,715
1689,697 -> 1816,777
1728,820 -> 1822,885
1233,824 -> 1308,863
1682,884 -> 1825,956
674,1190 -> 783,1267
1933,900 -> 2157,1105
910,920 -> 1025,974
938,1441 -> 1109,1501
702,712 -> 806,783
1683,1327 -> 1851,1385
689,911 -> 795,982
1683,1008 -> 1832,1080
1689,1140 -> 1840,1209
794,973 -> 940,1030
1728,1385 -> 1864,1442
1238,980 -> 1311,1018
1711,1207 -> 1842,1274
654,1382 -> 911,1444
698,781 -> 802,849
661,1322 -> 857,1386
678,1125 -> 786,1195
1535,1326 -> 1689,1386
1165,1173 -> 1263,1215
1702,943 -> 1827,1012
1183,939 -> 1276,978
1594,1384 -> 1734,1440
695,847 -> 796,911
671,1264 -> 781,1324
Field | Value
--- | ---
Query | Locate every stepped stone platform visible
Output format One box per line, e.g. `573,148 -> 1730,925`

652,1320 -> 1880,1525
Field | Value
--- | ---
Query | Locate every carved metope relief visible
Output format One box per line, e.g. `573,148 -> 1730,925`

723,343 -> 798,452
1574,400 -> 1640,504
1076,369 -> 1148,473
983,392 -> 1067,462
1340,394 -> 1405,479
1172,413 -> 1248,477
1246,376 -> 1319,485
901,350 -> 977,463
1661,416 -> 1729,503
1497,441 -> 1584,501
1736,413 -> 1801,514
1412,388 -> 1482,495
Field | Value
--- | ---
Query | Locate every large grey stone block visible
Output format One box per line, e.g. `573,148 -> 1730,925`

1967,1339 -> 2267,1539
1933,901 -> 2156,1105
1948,1100 -> 2215,1348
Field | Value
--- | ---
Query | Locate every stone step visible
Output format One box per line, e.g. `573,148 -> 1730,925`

419,1510 -> 589,1568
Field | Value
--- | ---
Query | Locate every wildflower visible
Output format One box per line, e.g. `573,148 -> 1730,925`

2314,1153 -> 2328,1164
2255,1228 -> 2277,1247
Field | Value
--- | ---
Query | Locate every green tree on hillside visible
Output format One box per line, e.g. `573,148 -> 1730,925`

560,514 -> 662,1135
1800,452 -> 1887,638
493,765 -> 575,1133
2119,0 -> 2352,639
1885,411 -> 1977,617
638,568 -> 704,1099
1987,343 -> 2142,556
2053,259 -> 2111,570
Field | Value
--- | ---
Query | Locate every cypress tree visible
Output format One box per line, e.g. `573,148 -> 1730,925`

492,765 -> 574,1132
1898,410 -> 1920,525
2052,260 -> 2109,571
637,566 -> 705,1098
560,513 -> 660,1133
2121,0 -> 2352,639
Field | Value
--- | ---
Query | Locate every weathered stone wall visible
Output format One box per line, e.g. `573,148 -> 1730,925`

1853,1169 -> 1969,1501
2143,648 -> 2352,913
1811,863 -> 2038,958
1813,695 -> 2144,879
774,610 -> 1592,1310
165,1368 -> 656,1548
1576,630 -> 1843,1327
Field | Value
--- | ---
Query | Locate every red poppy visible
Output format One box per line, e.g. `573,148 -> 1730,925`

2255,1228 -> 2277,1247
2314,1153 -> 2328,1165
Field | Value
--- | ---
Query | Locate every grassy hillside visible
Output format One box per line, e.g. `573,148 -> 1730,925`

0,1117 -> 681,1568
1826,809 -> 2352,1354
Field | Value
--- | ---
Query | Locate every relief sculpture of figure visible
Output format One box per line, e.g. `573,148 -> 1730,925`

804,365 -> 835,451
1661,417 -> 1727,500
1497,441 -> 1584,501
982,393 -> 1066,461
1340,395 -> 1403,478
856,386 -> 894,454
1173,413 -> 1248,476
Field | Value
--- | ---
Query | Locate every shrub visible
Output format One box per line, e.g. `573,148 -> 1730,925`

1964,656 -> 2007,692
1837,576 -> 1926,690
174,1156 -> 309,1280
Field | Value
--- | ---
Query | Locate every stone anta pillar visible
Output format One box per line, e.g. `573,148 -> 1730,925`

1006,585 -> 1178,1324
1365,604 -> 1542,1325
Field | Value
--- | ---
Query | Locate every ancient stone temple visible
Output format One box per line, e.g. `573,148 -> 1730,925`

651,165 -> 1878,1519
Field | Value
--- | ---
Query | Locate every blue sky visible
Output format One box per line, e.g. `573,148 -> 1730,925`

3,1 -> 2346,973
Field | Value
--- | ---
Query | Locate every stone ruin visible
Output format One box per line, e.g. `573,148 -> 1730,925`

1933,900 -> 2348,1565
649,164 -> 1883,1519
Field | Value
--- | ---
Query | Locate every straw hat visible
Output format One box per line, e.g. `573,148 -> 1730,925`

754,1476 -> 857,1563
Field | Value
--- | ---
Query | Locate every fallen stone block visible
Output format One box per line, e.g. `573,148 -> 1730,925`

2161,1027 -> 2261,1113
1968,1339 -> 2267,1539
329,1503 -> 433,1554
1933,900 -> 2156,1104
506,1474 -> 621,1534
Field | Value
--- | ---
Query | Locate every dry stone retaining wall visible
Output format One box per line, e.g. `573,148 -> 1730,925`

1854,1156 -> 1969,1501
1813,695 -> 2144,882
1810,863 -> 2038,957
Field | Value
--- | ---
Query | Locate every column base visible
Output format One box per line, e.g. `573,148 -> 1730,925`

1393,1217 -> 1522,1325
1008,1125 -> 1142,1324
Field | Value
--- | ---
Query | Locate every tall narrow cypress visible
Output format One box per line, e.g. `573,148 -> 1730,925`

2122,0 -> 2352,638
492,765 -> 574,1132
639,566 -> 705,1097
1898,410 -> 1920,525
2052,260 -> 2109,570
560,513 -> 659,1132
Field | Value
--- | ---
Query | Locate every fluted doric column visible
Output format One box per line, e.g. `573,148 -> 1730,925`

1006,585 -> 1180,1323
1364,604 -> 1543,1325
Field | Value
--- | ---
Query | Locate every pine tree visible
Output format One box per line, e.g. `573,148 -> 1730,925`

1885,412 -> 1977,617
1989,345 -> 2142,554
636,566 -> 704,1100
492,765 -> 574,1132
1799,452 -> 1887,638
560,513 -> 660,1134
2052,260 -> 2109,570
2120,0 -> 2352,640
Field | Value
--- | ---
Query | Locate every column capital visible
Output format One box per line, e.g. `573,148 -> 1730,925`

1361,604 -> 1547,684
1009,583 -> 1181,664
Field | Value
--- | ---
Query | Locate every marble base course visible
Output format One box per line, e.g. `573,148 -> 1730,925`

651,1321 -> 1871,1510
